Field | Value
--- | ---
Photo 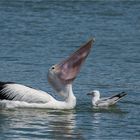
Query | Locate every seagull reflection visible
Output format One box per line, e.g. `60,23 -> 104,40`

92,105 -> 126,113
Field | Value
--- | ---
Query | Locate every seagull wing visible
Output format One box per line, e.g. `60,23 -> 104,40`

0,82 -> 53,103
107,92 -> 127,104
96,98 -> 111,106
96,92 -> 127,106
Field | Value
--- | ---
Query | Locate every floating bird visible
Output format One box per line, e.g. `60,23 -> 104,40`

0,39 -> 94,109
87,90 -> 127,107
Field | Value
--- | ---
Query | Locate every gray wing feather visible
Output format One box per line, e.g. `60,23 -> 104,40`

96,92 -> 127,106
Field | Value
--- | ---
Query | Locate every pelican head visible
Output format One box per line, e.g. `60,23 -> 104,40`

48,39 -> 94,97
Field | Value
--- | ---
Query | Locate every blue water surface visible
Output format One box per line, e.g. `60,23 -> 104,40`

0,0 -> 140,139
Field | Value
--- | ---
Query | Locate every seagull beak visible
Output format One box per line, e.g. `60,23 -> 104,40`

54,38 -> 94,84
87,93 -> 93,96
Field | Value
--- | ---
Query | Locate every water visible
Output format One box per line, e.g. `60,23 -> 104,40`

0,0 -> 140,139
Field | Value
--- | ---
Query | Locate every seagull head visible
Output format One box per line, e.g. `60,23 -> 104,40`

87,90 -> 100,98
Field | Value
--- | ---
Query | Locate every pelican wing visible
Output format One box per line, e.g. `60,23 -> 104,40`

0,82 -> 52,103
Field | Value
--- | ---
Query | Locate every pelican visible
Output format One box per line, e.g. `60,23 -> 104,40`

0,39 -> 94,109
87,90 -> 127,107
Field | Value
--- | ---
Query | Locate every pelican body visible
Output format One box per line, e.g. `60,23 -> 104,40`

87,90 -> 127,107
0,39 -> 94,109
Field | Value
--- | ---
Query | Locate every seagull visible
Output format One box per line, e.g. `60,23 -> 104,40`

87,90 -> 127,107
0,39 -> 94,109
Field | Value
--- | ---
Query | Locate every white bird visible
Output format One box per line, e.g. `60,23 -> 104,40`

0,39 -> 94,109
87,90 -> 127,107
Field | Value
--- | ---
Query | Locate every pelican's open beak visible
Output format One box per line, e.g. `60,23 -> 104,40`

54,38 -> 95,84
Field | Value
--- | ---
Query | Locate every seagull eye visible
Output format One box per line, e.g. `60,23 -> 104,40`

52,66 -> 55,70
